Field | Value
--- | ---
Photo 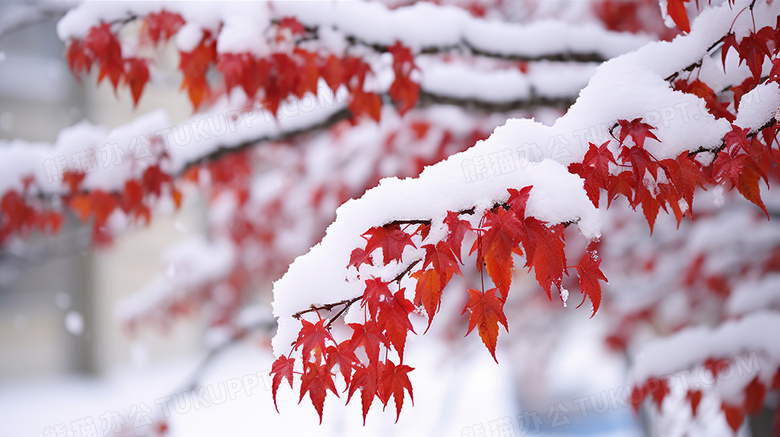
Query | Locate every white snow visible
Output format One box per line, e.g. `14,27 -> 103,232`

65,311 -> 85,336
631,312 -> 780,384
271,0 -> 780,357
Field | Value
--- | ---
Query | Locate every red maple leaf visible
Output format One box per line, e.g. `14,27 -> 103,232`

349,89 -> 383,122
360,278 -> 392,318
411,268 -> 442,329
362,224 -> 416,265
506,185 -> 533,218
325,340 -> 359,383
443,211 -> 473,263
736,165 -> 769,218
377,290 -> 416,359
89,190 -> 118,228
294,318 -> 334,360
575,249 -> 607,316
462,288 -> 509,362
666,0 -> 690,33
299,361 -> 338,423
422,241 -> 461,287
634,185 -> 662,232
738,29 -> 773,81
744,376 -> 766,415
722,403 -> 744,433
145,10 -> 185,44
687,389 -> 703,417
62,170 -> 86,195
142,165 -> 172,197
215,53 -> 244,94
120,180 -> 144,214
347,363 -> 379,424
277,17 -> 306,40
124,58 -> 150,107
270,354 -> 295,412
630,377 -> 670,412
66,39 -> 92,80
618,118 -> 660,150
523,218 -> 566,299
568,141 -> 616,207
721,33 -> 738,71
178,33 -> 217,109
379,360 -> 414,422
84,24 -> 124,90
659,152 -> 704,216
674,79 -> 735,121
320,54 -> 343,93
472,208 -> 524,294
348,247 -> 374,270
347,321 -> 388,364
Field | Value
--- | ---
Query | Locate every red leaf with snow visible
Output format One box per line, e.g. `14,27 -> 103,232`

347,363 -> 379,424
575,249 -> 607,316
362,224 -> 416,265
145,10 -> 185,44
295,319 -> 334,359
666,0 -> 690,33
618,118 -> 660,150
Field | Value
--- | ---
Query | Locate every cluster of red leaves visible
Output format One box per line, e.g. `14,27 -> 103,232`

67,14 -> 421,119
0,187 -> 63,245
272,312 -> 415,424
631,365 -> 780,434
569,118 -> 705,232
178,31 -> 218,110
712,124 -> 780,218
66,23 -> 151,106
216,48 -> 384,121
722,18 -> 780,83
143,10 -> 186,45
387,42 -> 420,116
66,165 -> 180,245
277,185 -> 608,422
0,163 -> 180,247
593,0 -> 679,40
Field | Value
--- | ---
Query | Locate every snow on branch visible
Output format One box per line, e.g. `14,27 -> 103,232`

56,1 -> 652,63
271,0 -> 780,356
262,4 -> 780,420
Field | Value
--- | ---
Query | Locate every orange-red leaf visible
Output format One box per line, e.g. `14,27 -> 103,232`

667,0 -> 690,33
461,288 -> 508,362
411,268 -> 442,329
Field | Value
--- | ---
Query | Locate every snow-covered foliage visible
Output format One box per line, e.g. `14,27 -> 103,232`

2,0 -> 780,434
